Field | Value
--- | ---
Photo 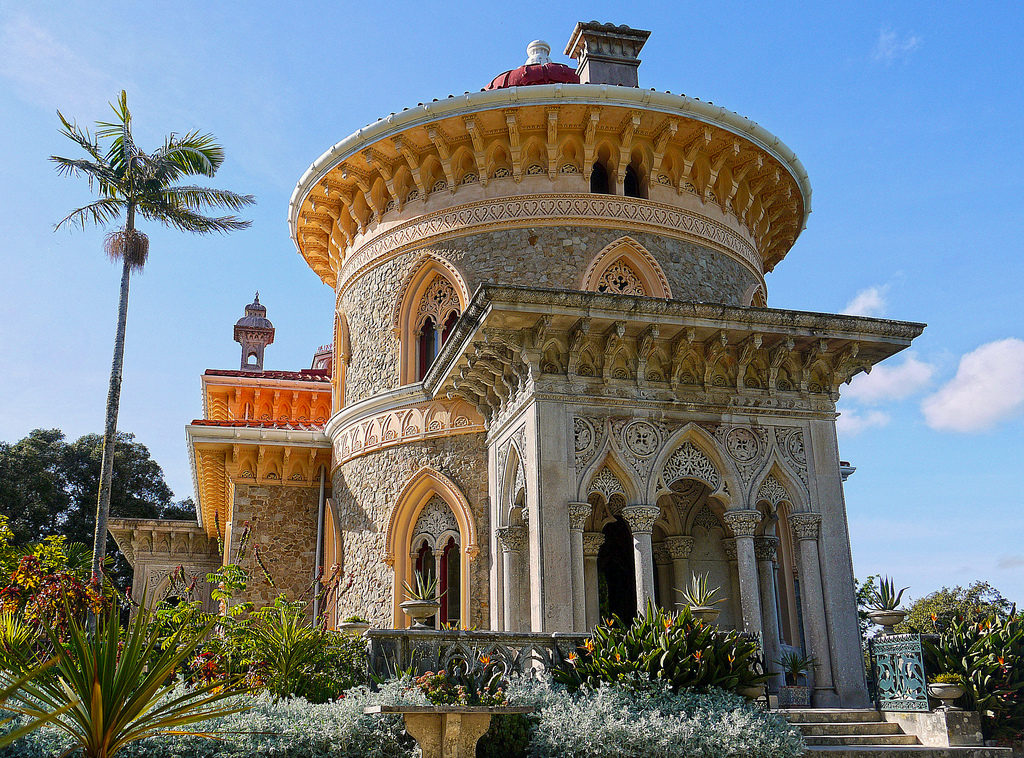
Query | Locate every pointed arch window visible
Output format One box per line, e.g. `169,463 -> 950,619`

414,275 -> 461,380
590,162 -> 610,194
624,165 -> 643,198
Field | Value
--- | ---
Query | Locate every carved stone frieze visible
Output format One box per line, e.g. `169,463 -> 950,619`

411,495 -> 460,547
662,442 -> 721,491
691,505 -> 721,531
756,474 -> 789,508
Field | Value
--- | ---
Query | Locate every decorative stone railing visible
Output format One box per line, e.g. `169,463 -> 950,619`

366,628 -> 588,678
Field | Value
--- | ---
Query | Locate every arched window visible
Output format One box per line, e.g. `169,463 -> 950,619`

414,276 -> 461,380
624,165 -> 643,198
590,162 -> 610,194
418,317 -> 437,379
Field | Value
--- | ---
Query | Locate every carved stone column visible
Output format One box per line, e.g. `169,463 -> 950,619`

567,502 -> 593,632
754,536 -> 784,692
496,525 -> 527,632
652,542 -> 673,609
621,504 -> 661,612
722,538 -> 742,624
722,510 -> 763,635
582,531 -> 604,629
664,536 -> 694,610
788,512 -> 836,705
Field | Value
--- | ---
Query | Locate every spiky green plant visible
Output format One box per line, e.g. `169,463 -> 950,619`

774,651 -> 815,685
402,571 -> 444,602
869,576 -> 908,611
0,596 -> 247,757
676,571 -> 727,608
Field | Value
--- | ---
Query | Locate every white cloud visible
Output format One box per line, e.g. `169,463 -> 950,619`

0,14 -> 118,113
922,338 -> 1024,432
845,354 -> 935,404
997,555 -> 1024,570
836,408 -> 890,436
843,285 -> 889,317
873,28 -> 922,64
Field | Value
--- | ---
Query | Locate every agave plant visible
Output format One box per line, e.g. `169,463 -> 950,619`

402,571 -> 445,602
774,651 -> 815,686
869,576 -> 908,611
676,571 -> 727,608
1,595 -> 247,757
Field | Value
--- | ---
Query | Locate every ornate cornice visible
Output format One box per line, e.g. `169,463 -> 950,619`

336,194 -> 761,294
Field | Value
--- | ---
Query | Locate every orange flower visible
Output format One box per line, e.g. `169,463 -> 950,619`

584,639 -> 595,653
615,652 -> 622,662
693,651 -> 703,661
663,617 -> 672,630
567,652 -> 578,664
479,655 -> 491,665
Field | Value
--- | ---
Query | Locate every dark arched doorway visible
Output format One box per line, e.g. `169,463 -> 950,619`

597,515 -> 636,620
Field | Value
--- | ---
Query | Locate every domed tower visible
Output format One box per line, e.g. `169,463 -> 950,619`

233,293 -> 275,371
289,21 -> 923,708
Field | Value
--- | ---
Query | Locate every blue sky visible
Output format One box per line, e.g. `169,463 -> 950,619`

1,2 -> 1022,604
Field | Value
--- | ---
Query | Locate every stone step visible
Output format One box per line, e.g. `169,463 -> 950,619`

805,734 -> 922,747
780,708 -> 885,724
801,722 -> 906,737
805,747 -> 1012,758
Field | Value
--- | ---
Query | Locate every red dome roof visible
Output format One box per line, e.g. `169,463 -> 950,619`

485,39 -> 580,90
486,62 -> 579,90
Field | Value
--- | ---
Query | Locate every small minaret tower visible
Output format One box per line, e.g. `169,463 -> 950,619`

233,293 -> 275,371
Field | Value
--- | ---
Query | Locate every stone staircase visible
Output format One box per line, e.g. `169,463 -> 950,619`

780,709 -> 1012,758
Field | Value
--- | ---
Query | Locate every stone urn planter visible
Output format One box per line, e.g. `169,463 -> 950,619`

738,683 -> 765,700
868,609 -> 907,634
338,620 -> 371,635
366,705 -> 535,758
928,682 -> 965,710
778,685 -> 811,708
400,599 -> 440,628
689,606 -> 721,624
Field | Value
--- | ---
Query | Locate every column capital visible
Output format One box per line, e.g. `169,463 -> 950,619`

496,524 -> 528,553
582,531 -> 605,556
567,501 -> 593,531
652,542 -> 671,565
753,535 -> 779,562
722,509 -> 762,538
621,504 -> 661,535
722,537 -> 737,561
664,535 -> 695,559
788,512 -> 822,541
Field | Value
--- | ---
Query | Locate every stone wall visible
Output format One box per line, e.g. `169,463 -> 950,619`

229,483 -> 320,609
331,432 -> 489,628
340,226 -> 758,404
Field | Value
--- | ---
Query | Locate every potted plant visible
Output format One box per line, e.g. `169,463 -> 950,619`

675,572 -> 726,623
400,572 -> 443,628
927,673 -> 965,710
338,614 -> 371,635
867,576 -> 909,634
775,651 -> 816,707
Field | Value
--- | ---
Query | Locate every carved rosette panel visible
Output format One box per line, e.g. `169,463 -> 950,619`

415,275 -> 460,330
788,512 -> 821,541
412,495 -> 460,549
573,415 -> 606,478
774,427 -> 809,486
691,505 -> 722,531
715,425 -> 770,483
596,259 -> 647,296
722,509 -> 762,538
610,418 -> 665,483
756,474 -> 789,508
661,442 -> 721,491
496,524 -> 528,553
621,504 -> 662,535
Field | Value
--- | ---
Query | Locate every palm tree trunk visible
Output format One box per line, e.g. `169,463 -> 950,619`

91,209 -> 134,585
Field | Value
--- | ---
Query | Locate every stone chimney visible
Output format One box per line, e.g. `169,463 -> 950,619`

564,21 -> 651,87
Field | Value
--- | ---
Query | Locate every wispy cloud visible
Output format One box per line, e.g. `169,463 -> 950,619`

922,338 -> 1024,432
873,28 -> 922,65
0,13 -> 120,114
845,353 -> 935,404
837,408 -> 890,436
997,555 -> 1024,570
843,285 -> 889,317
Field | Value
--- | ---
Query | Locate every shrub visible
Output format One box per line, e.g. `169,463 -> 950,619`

2,683 -> 417,758
413,656 -> 508,706
929,672 -> 964,685
924,610 -> 1024,741
529,679 -> 803,758
554,602 -> 767,693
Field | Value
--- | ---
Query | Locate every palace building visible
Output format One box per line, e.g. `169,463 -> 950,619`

111,21 -> 924,708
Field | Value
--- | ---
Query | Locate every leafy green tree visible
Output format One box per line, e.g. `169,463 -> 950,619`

51,90 -> 254,582
897,581 -> 1013,633
0,430 -> 70,545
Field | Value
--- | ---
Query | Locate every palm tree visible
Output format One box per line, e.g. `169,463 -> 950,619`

51,91 -> 254,585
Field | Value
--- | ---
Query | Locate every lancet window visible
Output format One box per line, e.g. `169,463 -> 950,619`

410,495 -> 462,628
415,275 -> 461,380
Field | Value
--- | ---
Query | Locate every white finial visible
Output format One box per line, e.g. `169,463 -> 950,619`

525,40 -> 551,65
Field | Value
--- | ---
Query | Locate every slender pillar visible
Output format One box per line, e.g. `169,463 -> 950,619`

722,538 -> 742,626
653,543 -> 672,609
495,525 -> 527,632
567,502 -> 593,632
621,505 -> 661,612
582,532 -> 604,629
755,536 -> 785,692
722,510 -> 763,635
788,512 -> 837,705
664,536 -> 694,610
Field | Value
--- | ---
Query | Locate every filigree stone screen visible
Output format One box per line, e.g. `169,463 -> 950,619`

596,259 -> 647,296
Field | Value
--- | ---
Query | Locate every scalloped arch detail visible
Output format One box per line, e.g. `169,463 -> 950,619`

580,236 -> 672,299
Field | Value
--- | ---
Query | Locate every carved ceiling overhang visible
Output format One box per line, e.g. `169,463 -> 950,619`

289,87 -> 811,288
421,285 -> 924,426
186,424 -> 332,538
108,519 -> 220,567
